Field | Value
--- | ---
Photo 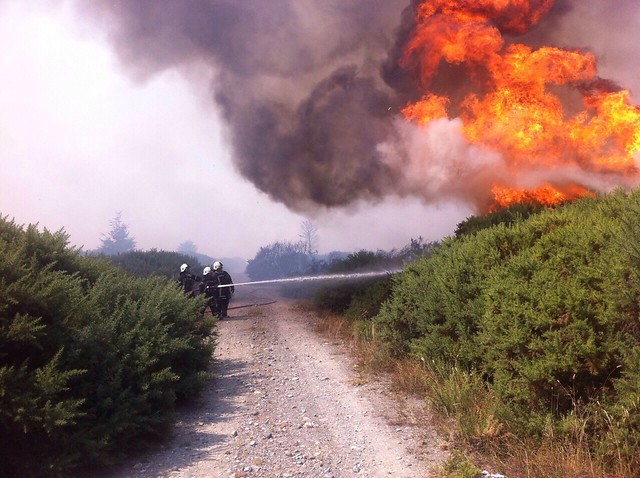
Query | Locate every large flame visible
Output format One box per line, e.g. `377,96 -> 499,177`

400,0 -> 640,209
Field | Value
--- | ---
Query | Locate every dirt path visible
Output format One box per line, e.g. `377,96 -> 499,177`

89,288 -> 446,478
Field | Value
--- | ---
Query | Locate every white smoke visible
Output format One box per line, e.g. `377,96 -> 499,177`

378,117 -> 506,209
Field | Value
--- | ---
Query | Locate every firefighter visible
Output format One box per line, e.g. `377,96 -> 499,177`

199,266 -> 220,316
211,261 -> 234,318
177,263 -> 197,298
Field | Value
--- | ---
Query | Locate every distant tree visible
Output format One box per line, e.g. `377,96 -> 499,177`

298,219 -> 319,255
327,250 -> 391,272
98,212 -> 136,255
178,240 -> 198,255
246,241 -> 311,280
177,241 -> 217,271
396,236 -> 439,261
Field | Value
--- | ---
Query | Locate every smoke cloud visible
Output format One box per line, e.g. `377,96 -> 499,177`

70,0 -> 640,214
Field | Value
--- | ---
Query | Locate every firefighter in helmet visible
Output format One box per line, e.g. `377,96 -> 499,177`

211,261 -> 234,318
199,266 -> 219,316
177,263 -> 197,298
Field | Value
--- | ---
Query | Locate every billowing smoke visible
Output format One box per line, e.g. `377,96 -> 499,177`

71,0 -> 640,213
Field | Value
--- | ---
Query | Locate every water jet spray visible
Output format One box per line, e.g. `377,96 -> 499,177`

216,269 -> 401,289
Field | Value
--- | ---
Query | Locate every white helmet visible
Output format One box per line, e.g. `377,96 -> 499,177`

213,261 -> 223,271
180,263 -> 189,273
203,266 -> 211,275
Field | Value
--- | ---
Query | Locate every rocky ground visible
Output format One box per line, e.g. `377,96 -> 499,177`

88,286 -> 447,478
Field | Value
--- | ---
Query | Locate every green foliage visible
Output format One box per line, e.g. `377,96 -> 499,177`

344,275 -> 395,322
312,241 -> 437,334
313,282 -> 363,313
313,250 -> 397,314
246,241 -> 313,280
104,248 -> 204,279
441,451 -> 482,478
326,250 -> 390,272
0,215 -> 215,476
372,189 -> 640,470
454,199 -> 546,237
478,205 -> 623,422
373,234 -> 498,363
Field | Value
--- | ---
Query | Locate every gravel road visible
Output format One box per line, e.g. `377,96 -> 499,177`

89,287 -> 446,478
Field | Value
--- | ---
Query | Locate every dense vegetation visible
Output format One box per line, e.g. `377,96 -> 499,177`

246,241 -> 332,281
0,216 -> 216,476
316,190 -> 640,476
104,248 -> 205,279
453,199 -> 547,237
7,185 -> 640,475
313,238 -> 437,317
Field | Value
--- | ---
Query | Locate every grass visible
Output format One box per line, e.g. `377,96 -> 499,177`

313,310 -> 640,478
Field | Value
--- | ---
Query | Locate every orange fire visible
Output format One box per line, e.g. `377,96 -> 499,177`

400,0 -> 640,209
490,183 -> 594,210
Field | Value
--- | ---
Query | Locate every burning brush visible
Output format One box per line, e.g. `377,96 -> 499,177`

399,0 -> 640,210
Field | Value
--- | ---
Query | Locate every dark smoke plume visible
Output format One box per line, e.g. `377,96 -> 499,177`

74,0 -> 410,212
71,0 -> 640,213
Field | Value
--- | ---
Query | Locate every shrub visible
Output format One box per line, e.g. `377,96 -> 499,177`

104,249 -> 205,279
454,199 -> 546,237
0,216 -> 215,476
312,247 -> 411,316
372,189 -> 640,472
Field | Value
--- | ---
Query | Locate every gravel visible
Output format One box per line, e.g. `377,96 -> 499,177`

87,288 -> 446,478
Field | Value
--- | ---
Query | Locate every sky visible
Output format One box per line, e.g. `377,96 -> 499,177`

1,1 -> 639,261
0,0 -> 466,261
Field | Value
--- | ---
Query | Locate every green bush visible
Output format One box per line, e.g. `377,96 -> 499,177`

345,275 -> 394,321
373,232 -> 500,364
104,249 -> 205,279
313,282 -> 367,314
372,189 -> 640,469
454,199 -> 546,237
312,248 -> 409,315
0,216 -> 215,476
441,451 -> 482,478
479,202 -> 623,423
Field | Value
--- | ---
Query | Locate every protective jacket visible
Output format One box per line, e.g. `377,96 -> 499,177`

212,270 -> 234,299
178,270 -> 197,295
199,273 -> 219,298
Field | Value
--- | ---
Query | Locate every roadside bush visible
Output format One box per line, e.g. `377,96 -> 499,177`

0,216 -> 215,476
478,200 -> 624,430
373,231 -> 501,364
345,275 -> 394,322
372,189 -> 640,472
313,282 -> 368,314
312,248 -> 410,316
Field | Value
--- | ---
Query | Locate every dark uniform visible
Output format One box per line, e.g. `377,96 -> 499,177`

212,262 -> 234,318
199,267 -> 220,316
177,264 -> 197,298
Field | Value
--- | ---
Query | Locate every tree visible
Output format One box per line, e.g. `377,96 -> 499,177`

98,212 -> 136,255
107,249 -> 204,279
298,219 -> 319,255
246,241 -> 310,280
178,240 -> 197,255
